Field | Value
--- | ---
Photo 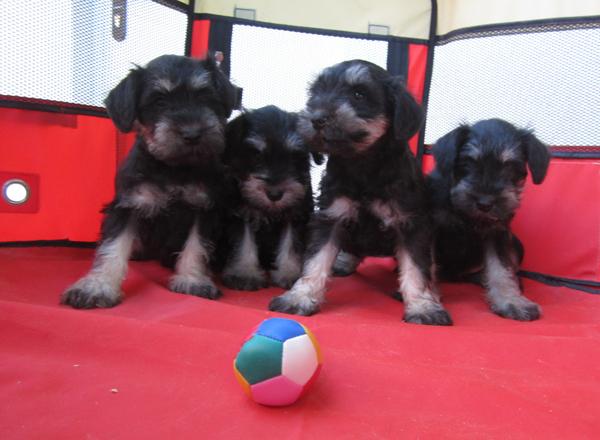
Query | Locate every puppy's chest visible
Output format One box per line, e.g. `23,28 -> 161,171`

322,196 -> 412,230
123,181 -> 213,211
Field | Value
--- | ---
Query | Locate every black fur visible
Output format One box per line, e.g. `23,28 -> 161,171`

220,106 -> 314,290
61,54 -> 240,308
268,60 -> 451,325
428,119 -> 551,320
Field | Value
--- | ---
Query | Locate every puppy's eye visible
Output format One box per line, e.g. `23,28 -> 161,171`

353,91 -> 365,100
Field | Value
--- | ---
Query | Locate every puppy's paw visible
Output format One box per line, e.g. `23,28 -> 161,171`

270,268 -> 301,289
490,296 -> 541,321
222,272 -> 268,291
404,304 -> 453,326
331,251 -> 360,277
169,275 -> 222,300
61,277 -> 122,309
268,292 -> 320,316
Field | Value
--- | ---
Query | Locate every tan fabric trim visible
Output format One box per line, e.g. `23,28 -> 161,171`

195,0 -> 431,40
437,0 -> 600,35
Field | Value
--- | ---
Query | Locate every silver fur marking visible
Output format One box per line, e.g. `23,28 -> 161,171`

344,64 -> 371,85
271,224 -> 302,288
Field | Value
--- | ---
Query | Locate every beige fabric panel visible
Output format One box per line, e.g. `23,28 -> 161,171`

195,0 -> 431,40
437,0 -> 600,35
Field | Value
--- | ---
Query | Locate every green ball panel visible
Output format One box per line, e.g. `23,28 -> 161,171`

235,335 -> 283,385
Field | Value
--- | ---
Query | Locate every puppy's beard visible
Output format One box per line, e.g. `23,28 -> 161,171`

450,181 -> 523,225
142,113 -> 225,164
298,105 -> 388,155
241,176 -> 306,213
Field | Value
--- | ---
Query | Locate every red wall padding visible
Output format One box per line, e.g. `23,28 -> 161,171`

0,108 -> 117,242
513,158 -> 600,282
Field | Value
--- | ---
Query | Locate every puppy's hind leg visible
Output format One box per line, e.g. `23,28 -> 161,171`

61,214 -> 136,308
169,220 -> 222,299
483,236 -> 540,321
269,220 -> 339,315
331,250 -> 362,277
222,221 -> 268,291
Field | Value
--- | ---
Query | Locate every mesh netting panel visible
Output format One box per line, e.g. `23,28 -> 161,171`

0,0 -> 187,108
425,23 -> 600,148
230,24 -> 389,196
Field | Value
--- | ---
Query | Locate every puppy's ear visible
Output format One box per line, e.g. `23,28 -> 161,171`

224,112 -> 248,162
311,152 -> 325,165
205,53 -> 241,118
104,68 -> 143,133
520,130 -> 551,184
387,76 -> 423,140
432,125 -> 471,179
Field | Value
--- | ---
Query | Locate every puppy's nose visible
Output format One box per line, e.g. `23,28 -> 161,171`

476,197 -> 494,212
311,116 -> 329,130
266,188 -> 284,202
180,127 -> 202,144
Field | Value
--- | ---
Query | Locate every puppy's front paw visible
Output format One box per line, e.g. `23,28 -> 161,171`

490,296 -> 541,321
222,272 -> 268,291
404,303 -> 453,326
61,277 -> 122,309
169,275 -> 222,300
268,291 -> 320,316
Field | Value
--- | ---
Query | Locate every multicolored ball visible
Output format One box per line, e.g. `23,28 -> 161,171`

233,317 -> 322,406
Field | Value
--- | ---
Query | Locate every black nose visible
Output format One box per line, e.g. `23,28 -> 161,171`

266,188 -> 284,202
476,198 -> 494,212
180,127 -> 202,144
311,117 -> 329,130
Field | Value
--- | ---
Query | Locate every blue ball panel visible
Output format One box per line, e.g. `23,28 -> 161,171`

256,318 -> 306,342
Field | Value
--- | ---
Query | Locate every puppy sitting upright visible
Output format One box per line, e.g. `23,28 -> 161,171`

269,60 -> 452,325
428,119 -> 551,320
61,54 -> 239,308
221,106 -> 316,290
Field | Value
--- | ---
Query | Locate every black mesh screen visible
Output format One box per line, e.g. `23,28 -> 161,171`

1,0 -> 188,109
424,19 -> 600,155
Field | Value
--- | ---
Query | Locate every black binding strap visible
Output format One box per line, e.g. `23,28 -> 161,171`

416,0 -> 438,166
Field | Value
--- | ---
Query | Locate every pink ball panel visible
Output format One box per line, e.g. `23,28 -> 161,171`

250,375 -> 303,406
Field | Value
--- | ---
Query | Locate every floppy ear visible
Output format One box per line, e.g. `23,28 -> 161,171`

520,130 -> 551,184
205,52 -> 242,118
224,112 -> 248,164
387,76 -> 423,140
431,125 -> 471,179
104,68 -> 143,133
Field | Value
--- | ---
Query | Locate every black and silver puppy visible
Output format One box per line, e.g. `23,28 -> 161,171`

269,60 -> 452,325
428,118 -> 551,320
221,105 -> 317,290
61,54 -> 240,308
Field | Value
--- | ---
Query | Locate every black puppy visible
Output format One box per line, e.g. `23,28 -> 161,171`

428,119 -> 551,320
61,54 -> 240,308
221,106 -> 317,290
269,60 -> 452,325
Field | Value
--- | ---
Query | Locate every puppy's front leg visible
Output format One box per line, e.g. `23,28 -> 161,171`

483,234 -> 540,321
398,228 -> 453,325
269,220 -> 339,315
169,220 -> 222,299
270,223 -> 303,289
61,214 -> 136,308
222,222 -> 268,291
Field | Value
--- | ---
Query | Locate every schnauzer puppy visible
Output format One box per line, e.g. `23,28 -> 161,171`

221,105 -> 318,290
268,60 -> 453,325
428,118 -> 551,320
61,54 -> 240,308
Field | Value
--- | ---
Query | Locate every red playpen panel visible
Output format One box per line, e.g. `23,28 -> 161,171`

0,108 -> 117,242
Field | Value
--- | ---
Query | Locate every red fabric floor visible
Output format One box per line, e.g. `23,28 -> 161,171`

1,247 -> 600,439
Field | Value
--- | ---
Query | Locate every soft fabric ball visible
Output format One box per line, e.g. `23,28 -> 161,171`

233,317 -> 322,406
